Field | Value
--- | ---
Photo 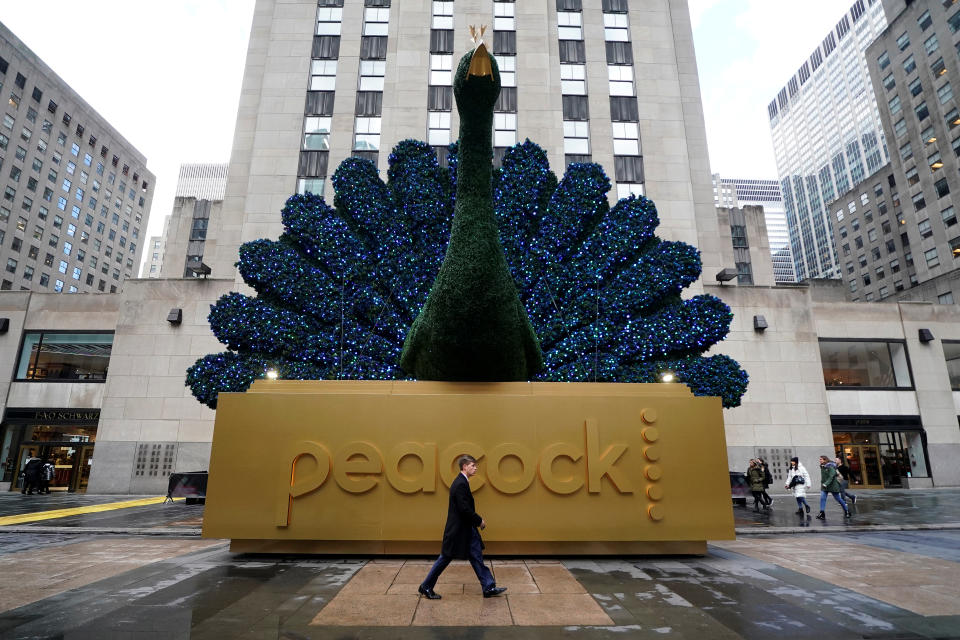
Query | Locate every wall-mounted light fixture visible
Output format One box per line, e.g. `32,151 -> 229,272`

167,308 -> 183,325
918,328 -> 934,343
753,315 -> 768,332
715,268 -> 738,284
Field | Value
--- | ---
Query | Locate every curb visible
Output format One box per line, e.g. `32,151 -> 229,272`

734,522 -> 960,535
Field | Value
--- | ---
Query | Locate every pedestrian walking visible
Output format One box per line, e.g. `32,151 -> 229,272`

835,456 -> 858,506
418,455 -> 506,600
21,452 -> 43,495
784,457 -> 811,516
40,458 -> 55,494
816,455 -> 850,520
747,459 -> 767,512
758,457 -> 774,506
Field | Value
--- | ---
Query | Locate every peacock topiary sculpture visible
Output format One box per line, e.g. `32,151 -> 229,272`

185,43 -> 749,410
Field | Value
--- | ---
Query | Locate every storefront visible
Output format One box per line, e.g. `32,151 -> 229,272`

1,408 -> 100,493
831,415 -> 931,488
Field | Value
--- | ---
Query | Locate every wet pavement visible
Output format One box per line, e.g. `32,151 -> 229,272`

733,488 -> 960,532
0,490 -> 958,638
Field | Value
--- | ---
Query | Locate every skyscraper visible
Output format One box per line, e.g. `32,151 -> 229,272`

0,23 -> 155,294
824,0 -> 960,304
767,0 -> 888,282
207,0 -> 724,287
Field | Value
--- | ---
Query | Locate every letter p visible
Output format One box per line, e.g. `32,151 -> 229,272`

276,441 -> 331,527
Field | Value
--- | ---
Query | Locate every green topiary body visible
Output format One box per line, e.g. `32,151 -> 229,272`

400,49 -> 543,381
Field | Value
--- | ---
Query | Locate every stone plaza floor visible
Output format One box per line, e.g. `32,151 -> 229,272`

0,490 -> 958,639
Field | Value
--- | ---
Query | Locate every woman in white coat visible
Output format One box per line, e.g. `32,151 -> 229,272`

784,456 -> 811,516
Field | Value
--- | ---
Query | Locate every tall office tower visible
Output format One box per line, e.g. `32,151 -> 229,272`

139,232 -> 164,278
158,163 -> 228,278
767,0 -> 888,283
209,0 -> 724,287
825,0 -> 960,304
712,174 -> 795,283
0,23 -> 155,294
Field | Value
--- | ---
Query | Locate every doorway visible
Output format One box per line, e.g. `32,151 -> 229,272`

839,445 -> 883,488
13,443 -> 94,493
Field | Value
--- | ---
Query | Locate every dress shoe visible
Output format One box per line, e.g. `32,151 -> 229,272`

418,585 -> 441,600
844,510 -> 852,518
483,586 -> 507,598
815,511 -> 825,520
805,504 -> 811,514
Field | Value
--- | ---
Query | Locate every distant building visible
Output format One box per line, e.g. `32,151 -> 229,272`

767,0 -> 888,282
0,23 -> 155,294
826,0 -> 960,304
715,204 -> 775,286
159,163 -> 227,278
713,174 -> 795,283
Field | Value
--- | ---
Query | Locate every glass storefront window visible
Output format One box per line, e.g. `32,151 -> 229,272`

15,331 -> 113,381
943,341 -> 960,390
820,340 -> 912,388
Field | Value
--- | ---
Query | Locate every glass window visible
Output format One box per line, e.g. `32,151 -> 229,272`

495,55 -> 515,87
607,65 -> 634,96
429,55 -> 453,86
937,82 -> 954,104
877,51 -> 890,70
303,116 -> 331,151
924,34 -> 939,56
309,60 -> 337,91
557,11 -> 582,40
820,340 -> 912,388
888,95 -> 901,114
945,342 -> 960,390
494,112 -> 517,147
925,247 -> 940,267
316,7 -> 342,36
604,13 -> 629,42
494,2 -> 515,31
896,32 -> 910,51
611,121 -> 639,155
908,77 -> 922,97
359,60 -> 385,91
563,120 -> 589,154
432,1 -> 453,29
904,55 -> 916,74
427,111 -> 450,146
353,117 -> 381,150
14,331 -> 113,381
918,10 -> 933,30
560,64 -> 585,94
363,7 -> 389,36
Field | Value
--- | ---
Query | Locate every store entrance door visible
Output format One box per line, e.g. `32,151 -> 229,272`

13,443 -> 94,493
840,445 -> 884,489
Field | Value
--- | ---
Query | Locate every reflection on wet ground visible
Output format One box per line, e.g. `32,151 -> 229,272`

0,532 -> 958,639
734,488 -> 960,529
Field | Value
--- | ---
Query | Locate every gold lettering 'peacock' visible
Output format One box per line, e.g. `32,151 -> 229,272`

185,44 -> 749,410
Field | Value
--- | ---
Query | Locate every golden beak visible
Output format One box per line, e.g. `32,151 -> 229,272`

467,25 -> 492,77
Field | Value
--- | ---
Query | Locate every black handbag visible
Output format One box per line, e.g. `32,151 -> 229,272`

788,475 -> 804,488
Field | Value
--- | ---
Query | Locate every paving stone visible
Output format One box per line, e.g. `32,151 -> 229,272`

411,593 -> 512,626
507,593 -> 613,626
310,594 -> 418,626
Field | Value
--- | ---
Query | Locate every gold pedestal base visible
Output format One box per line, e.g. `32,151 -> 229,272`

204,380 -> 734,555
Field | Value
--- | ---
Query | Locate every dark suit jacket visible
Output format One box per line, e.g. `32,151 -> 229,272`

441,473 -> 483,559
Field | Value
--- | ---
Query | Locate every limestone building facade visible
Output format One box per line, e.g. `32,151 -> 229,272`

0,23 -> 155,295
1,0 -> 959,495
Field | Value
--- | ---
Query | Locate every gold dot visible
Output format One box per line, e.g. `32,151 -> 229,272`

647,504 -> 664,521
643,445 -> 661,462
642,427 -> 660,443
641,408 -> 657,424
645,465 -> 662,481
646,485 -> 663,501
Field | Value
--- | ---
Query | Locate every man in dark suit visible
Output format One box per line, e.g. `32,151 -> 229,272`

418,454 -> 507,600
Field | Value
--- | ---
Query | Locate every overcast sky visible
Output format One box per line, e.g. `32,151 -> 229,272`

2,0 -> 851,271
